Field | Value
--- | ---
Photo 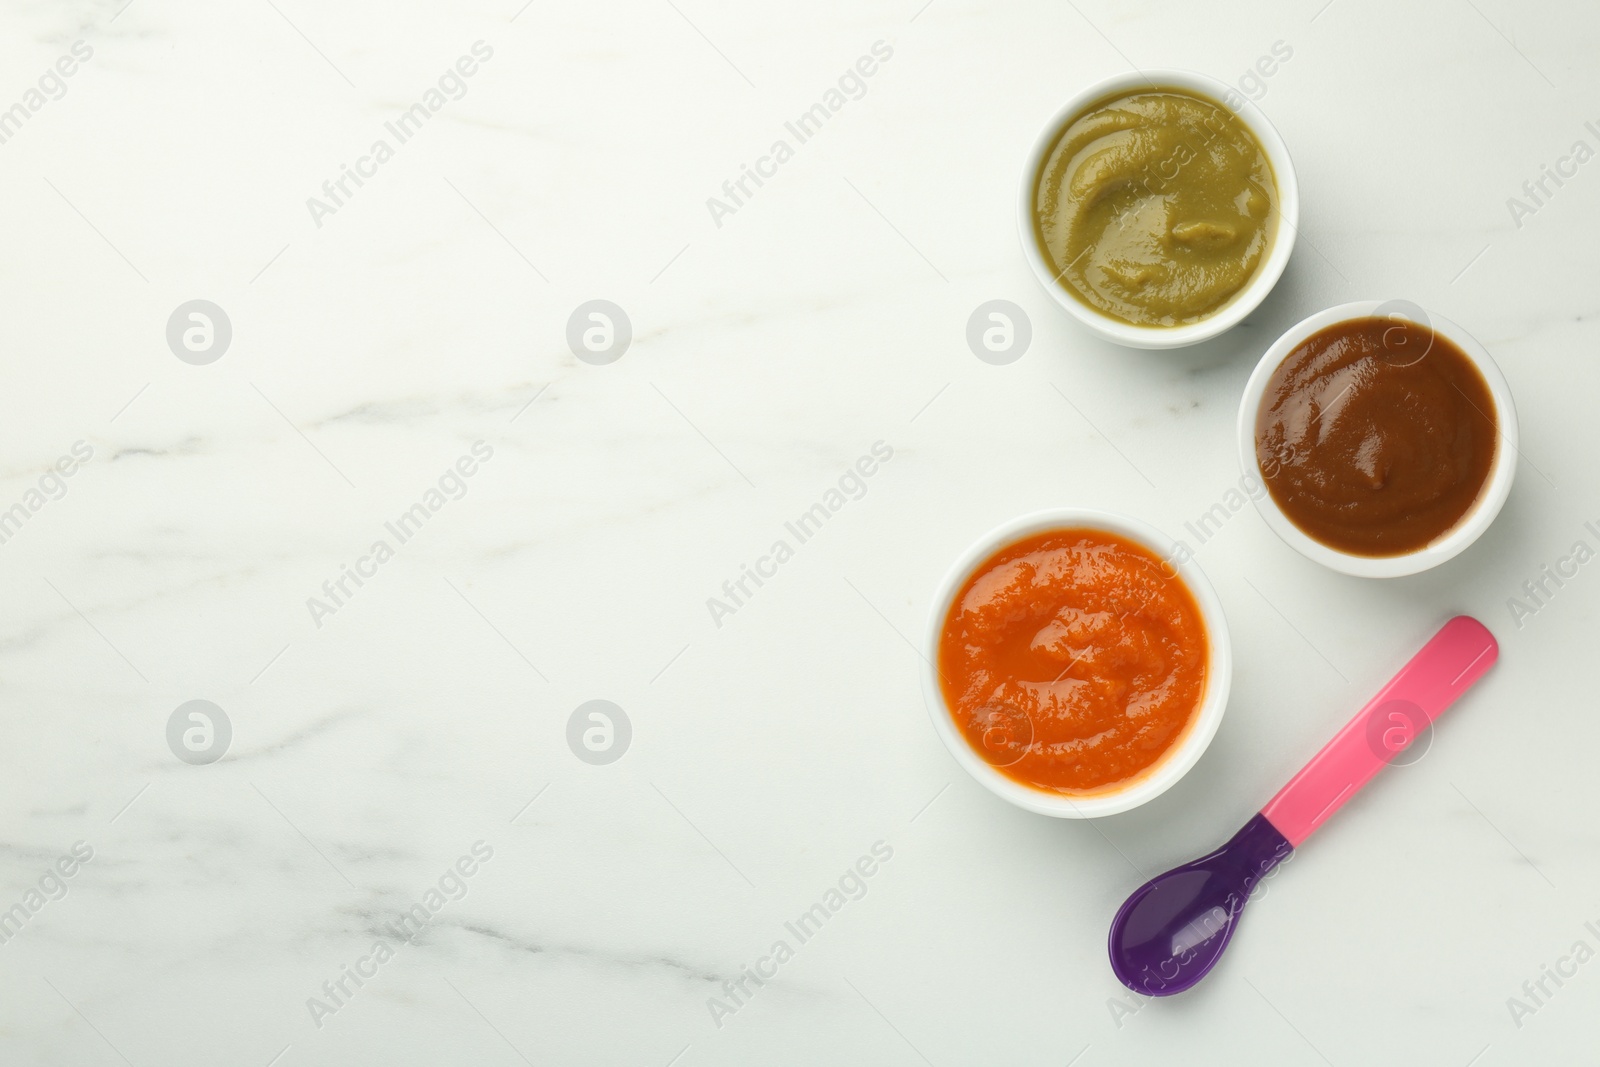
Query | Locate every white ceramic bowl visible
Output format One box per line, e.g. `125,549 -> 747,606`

922,509 -> 1233,818
1017,69 -> 1299,350
1236,300 -> 1519,578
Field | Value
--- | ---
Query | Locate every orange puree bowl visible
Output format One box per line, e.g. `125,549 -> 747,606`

923,509 -> 1232,818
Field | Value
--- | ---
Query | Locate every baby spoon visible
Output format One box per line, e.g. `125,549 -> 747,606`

1107,615 -> 1498,996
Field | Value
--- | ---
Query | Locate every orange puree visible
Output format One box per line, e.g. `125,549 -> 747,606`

937,529 -> 1208,794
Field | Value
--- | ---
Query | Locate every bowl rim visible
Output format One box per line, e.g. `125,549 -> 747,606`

1235,300 -> 1521,578
1016,68 -> 1300,350
921,508 -> 1233,819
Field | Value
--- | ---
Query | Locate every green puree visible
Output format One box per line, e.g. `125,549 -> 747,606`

1035,89 -> 1278,327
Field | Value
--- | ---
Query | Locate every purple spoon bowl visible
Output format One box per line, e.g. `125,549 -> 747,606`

1107,814 -> 1291,996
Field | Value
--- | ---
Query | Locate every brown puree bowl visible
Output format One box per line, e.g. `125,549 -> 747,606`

1236,300 -> 1519,578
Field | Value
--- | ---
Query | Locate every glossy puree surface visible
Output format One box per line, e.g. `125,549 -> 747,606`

937,529 -> 1209,794
1034,88 -> 1278,326
1255,317 -> 1499,556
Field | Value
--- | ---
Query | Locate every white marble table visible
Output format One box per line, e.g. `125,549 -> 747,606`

1,0 -> 1596,1063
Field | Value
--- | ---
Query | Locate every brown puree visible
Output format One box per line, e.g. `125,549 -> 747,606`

1255,317 -> 1498,557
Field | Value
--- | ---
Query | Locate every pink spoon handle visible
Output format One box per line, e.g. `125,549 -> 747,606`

1260,616 -> 1498,848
